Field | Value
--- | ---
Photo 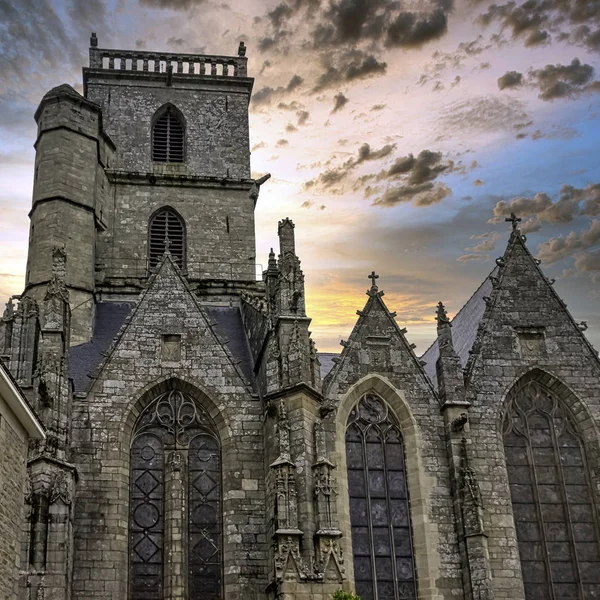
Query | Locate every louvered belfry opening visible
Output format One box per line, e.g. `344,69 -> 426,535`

152,107 -> 184,162
149,208 -> 185,270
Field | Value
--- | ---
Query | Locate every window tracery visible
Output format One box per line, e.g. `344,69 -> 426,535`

503,380 -> 600,599
346,393 -> 417,600
129,390 -> 222,600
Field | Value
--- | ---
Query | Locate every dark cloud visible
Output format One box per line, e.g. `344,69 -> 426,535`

314,51 -> 387,91
492,184 -> 600,225
251,74 -> 305,107
296,110 -> 310,125
139,0 -> 207,9
251,141 -> 267,152
385,8 -> 449,48
285,123 -> 298,132
371,103 -> 386,111
498,70 -> 523,90
276,138 -> 289,147
477,0 -> 600,53
370,149 -> 456,208
332,92 -> 349,113
304,141 -> 398,189
530,58 -> 600,100
167,37 -> 186,47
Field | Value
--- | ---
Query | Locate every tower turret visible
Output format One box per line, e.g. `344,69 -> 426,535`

26,83 -> 114,344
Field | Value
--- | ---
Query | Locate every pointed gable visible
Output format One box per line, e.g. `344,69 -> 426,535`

464,225 -> 600,382
324,276 -> 435,399
84,253 -> 255,395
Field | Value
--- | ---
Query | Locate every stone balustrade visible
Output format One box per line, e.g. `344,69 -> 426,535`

88,33 -> 248,77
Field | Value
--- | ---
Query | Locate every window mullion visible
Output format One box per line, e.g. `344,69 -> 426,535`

551,410 -> 584,598
381,427 -> 400,600
525,410 -> 555,600
362,426 -> 378,600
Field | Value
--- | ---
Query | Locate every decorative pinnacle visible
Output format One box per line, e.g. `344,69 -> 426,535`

164,236 -> 172,254
436,301 -> 450,326
505,212 -> 521,231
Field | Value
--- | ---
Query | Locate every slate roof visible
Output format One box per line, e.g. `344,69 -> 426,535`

69,302 -> 133,393
317,352 -> 339,381
69,302 -> 256,393
204,306 -> 256,388
420,272 -> 495,390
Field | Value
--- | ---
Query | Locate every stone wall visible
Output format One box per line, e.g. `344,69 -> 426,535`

69,258 -> 268,599
464,233 -> 600,599
86,77 -> 251,179
0,396 -> 29,600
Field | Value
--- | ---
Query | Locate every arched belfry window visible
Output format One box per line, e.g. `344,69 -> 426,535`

346,393 -> 417,600
503,380 -> 600,599
152,105 -> 185,163
148,207 -> 186,269
129,390 -> 222,600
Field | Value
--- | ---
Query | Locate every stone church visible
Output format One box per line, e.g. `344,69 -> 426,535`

1,33 -> 600,600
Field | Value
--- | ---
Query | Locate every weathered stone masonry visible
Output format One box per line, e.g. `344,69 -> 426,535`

1,34 -> 600,600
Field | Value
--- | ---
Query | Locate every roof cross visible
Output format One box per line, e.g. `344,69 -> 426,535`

164,236 -> 171,252
505,212 -> 521,231
368,271 -> 379,288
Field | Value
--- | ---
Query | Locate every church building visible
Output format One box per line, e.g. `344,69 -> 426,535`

1,34 -> 600,600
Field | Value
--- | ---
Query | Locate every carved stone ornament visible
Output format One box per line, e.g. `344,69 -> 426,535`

49,471 -> 72,506
274,534 -> 306,583
316,537 -> 345,581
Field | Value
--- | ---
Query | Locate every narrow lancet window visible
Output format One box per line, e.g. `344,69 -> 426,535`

503,380 -> 600,599
152,106 -> 185,162
346,393 -> 417,600
148,207 -> 185,269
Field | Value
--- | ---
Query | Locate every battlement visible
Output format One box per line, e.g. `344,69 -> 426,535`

87,33 -> 248,78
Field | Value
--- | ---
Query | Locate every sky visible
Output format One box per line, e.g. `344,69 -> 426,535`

1,0 -> 600,355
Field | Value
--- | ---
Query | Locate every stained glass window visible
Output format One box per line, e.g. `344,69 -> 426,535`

129,390 -> 222,599
503,380 -> 600,599
346,393 -> 417,600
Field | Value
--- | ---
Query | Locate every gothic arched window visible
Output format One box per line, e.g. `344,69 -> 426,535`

152,105 -> 185,163
148,207 -> 186,269
503,380 -> 600,599
129,390 -> 222,600
346,393 -> 417,600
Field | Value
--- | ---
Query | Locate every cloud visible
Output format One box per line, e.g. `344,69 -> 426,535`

438,96 -> 529,136
498,70 -> 524,90
492,184 -> 600,224
537,219 -> 600,264
530,58 -> 600,100
167,36 -> 186,46
276,138 -> 289,147
251,74 -> 306,107
457,253 -> 490,262
304,141 -> 398,189
332,92 -> 349,113
296,110 -> 310,125
285,123 -> 298,132
473,178 -> 485,186
313,50 -> 387,91
521,216 -> 542,234
477,0 -> 600,53
139,0 -> 207,9
465,239 -> 496,252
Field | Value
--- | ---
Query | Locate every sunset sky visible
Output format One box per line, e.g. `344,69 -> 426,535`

2,0 -> 600,354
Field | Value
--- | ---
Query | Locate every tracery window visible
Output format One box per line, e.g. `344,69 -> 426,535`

148,207 -> 186,269
129,390 -> 222,600
346,393 -> 417,600
503,380 -> 600,599
152,105 -> 185,163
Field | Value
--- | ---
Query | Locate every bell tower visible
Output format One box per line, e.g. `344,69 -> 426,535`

84,33 -> 258,301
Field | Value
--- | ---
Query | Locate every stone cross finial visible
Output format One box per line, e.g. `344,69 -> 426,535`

505,212 -> 521,231
164,236 -> 172,254
368,271 -> 379,289
238,41 -> 246,57
436,301 -> 450,326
